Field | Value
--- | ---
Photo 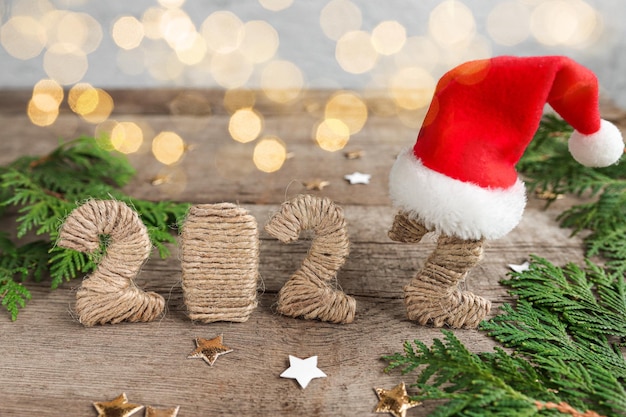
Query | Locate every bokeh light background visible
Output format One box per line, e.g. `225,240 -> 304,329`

1,0 -> 624,177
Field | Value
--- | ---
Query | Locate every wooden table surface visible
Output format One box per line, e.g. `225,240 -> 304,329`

0,89 -> 621,416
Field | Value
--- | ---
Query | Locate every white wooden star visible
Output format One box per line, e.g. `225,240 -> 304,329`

344,172 -> 371,185
280,355 -> 327,389
508,261 -> 530,273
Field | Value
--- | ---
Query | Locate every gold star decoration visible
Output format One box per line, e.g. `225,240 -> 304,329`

302,179 -> 330,191
93,393 -> 144,417
150,174 -> 172,186
145,405 -> 180,417
187,335 -> 233,366
373,382 -> 421,417
344,149 -> 365,159
534,189 -> 564,200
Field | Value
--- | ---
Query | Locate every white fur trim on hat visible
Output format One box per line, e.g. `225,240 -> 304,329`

568,119 -> 624,167
389,148 -> 527,241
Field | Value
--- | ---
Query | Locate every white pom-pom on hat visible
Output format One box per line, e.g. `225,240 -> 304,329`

568,119 -> 624,167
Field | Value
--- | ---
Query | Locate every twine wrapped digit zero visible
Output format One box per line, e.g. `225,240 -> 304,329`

58,199 -> 165,326
180,203 -> 259,323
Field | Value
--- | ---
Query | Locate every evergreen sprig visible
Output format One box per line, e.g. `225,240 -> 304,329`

383,115 -> 626,416
0,137 -> 190,320
517,114 -> 626,274
384,257 -> 626,417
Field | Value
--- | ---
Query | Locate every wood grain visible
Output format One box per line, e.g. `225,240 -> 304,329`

0,89 -> 611,417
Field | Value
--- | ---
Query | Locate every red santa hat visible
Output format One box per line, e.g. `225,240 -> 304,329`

389,55 -> 624,241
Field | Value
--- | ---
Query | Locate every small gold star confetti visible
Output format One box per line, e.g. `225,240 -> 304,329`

535,189 -> 564,200
344,149 -> 365,159
145,405 -> 180,417
150,174 -> 172,186
302,179 -> 330,191
373,382 -> 421,417
187,335 -> 233,366
93,393 -> 143,417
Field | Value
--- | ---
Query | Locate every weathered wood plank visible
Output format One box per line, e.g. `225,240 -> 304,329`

0,90 -> 606,417
0,199 -> 586,417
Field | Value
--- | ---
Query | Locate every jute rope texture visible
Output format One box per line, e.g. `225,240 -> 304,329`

180,203 -> 259,323
389,211 -> 491,329
58,200 -> 165,326
265,194 -> 356,324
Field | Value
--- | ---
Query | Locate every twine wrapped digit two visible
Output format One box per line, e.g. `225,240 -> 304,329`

265,194 -> 356,324
57,200 -> 165,326
389,211 -> 490,329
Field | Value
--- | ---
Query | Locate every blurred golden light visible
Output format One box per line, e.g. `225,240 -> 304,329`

390,67 -> 436,110
261,60 -> 304,103
210,51 -> 253,88
176,32 -> 207,65
32,79 -> 63,111
429,0 -> 476,47
142,7 -> 166,40
81,89 -> 114,124
371,20 -> 406,56
158,0 -> 185,8
224,89 -> 257,114
13,0 -> 55,17
145,45 -> 184,81
152,131 -> 186,165
28,75 -> 63,126
94,119 -> 119,150
567,0 -> 601,46
253,136 -> 287,172
112,16 -> 144,50
0,16 -> 47,59
319,0 -> 362,41
239,20 -> 279,64
324,91 -> 367,134
201,11 -> 244,54
110,121 -> 144,154
394,36 -> 439,72
335,30 -> 378,74
315,118 -> 350,152
229,108 -> 263,143
161,8 -> 196,50
397,108 -> 428,130
54,12 -> 102,54
439,34 -> 492,69
30,92 -> 58,113
27,98 -> 58,127
43,43 -> 88,85
530,0 -> 599,47
68,83 -> 97,114
487,1 -> 531,46
259,0 -> 293,12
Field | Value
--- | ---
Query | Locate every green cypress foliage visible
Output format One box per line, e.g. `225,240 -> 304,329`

0,137 -> 189,320
384,115 -> 626,416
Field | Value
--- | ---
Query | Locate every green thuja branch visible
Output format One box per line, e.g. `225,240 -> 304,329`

384,257 -> 626,417
383,115 -> 626,416
0,137 -> 190,320
384,331 -> 562,416
517,114 -> 626,274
